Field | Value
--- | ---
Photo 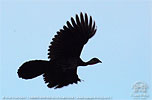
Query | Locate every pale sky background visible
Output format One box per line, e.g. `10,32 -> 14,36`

0,0 -> 152,100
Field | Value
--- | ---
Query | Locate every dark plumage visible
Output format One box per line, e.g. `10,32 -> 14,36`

17,13 -> 102,89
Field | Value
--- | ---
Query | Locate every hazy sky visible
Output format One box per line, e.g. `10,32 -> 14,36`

0,0 -> 152,100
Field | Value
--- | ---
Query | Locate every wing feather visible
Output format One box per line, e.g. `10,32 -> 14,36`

48,13 -> 97,59
43,68 -> 80,89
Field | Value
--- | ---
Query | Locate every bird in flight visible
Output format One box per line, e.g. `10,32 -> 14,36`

17,12 -> 102,89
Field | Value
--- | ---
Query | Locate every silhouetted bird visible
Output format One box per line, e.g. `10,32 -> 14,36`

17,13 -> 102,89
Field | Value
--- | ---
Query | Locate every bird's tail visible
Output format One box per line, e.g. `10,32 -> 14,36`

17,60 -> 49,79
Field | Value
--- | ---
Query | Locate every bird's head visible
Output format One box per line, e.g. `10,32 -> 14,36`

87,58 -> 102,65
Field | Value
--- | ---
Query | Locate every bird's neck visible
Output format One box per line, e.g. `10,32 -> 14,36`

78,59 -> 95,66
85,60 -> 97,65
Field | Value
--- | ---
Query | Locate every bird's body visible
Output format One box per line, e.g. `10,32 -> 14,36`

18,13 -> 101,89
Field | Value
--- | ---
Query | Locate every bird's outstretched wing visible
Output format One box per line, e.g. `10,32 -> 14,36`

48,13 -> 97,59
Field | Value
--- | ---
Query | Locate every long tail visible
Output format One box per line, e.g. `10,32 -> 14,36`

17,60 -> 49,79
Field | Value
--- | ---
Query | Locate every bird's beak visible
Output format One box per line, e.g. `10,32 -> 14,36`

99,61 -> 102,63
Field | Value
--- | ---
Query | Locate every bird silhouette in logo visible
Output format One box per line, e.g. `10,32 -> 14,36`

17,12 -> 102,89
